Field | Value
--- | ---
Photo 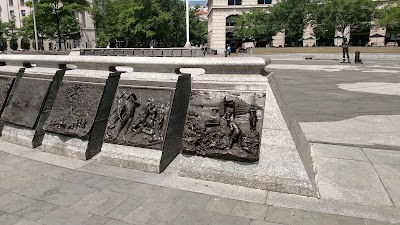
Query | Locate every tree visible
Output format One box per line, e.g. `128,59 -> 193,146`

96,31 -> 108,48
310,0 -> 377,38
268,0 -> 312,46
21,37 -> 31,50
376,0 -> 400,43
10,36 -> 18,51
25,0 -> 90,50
233,8 -> 272,46
189,5 -> 208,46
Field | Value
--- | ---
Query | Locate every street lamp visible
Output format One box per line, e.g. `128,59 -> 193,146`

184,0 -> 191,48
32,0 -> 39,50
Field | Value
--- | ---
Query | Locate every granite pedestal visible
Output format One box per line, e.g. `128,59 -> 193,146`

177,72 -> 318,197
98,72 -> 191,173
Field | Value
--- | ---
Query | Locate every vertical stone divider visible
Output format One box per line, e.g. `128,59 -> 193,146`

86,72 -> 121,159
32,69 -> 66,147
160,73 -> 191,172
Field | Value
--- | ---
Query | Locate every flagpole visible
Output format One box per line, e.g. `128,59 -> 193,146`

32,0 -> 39,50
184,0 -> 190,48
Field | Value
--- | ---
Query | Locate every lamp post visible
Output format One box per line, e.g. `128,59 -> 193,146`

32,0 -> 39,50
184,0 -> 191,48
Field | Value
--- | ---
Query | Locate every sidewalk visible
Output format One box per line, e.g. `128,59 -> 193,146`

0,140 -> 399,225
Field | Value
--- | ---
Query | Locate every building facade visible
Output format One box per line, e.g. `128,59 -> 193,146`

0,0 -> 96,51
207,0 -> 397,54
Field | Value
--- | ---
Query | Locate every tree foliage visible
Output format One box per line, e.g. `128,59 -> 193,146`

268,0 -> 312,43
92,0 -> 205,47
376,0 -> 400,33
233,8 -> 272,44
23,0 -> 90,50
310,0 -> 377,38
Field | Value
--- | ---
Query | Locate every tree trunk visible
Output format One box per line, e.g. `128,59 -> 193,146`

56,16 -> 62,50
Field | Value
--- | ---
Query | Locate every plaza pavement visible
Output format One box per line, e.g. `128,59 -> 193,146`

0,59 -> 400,225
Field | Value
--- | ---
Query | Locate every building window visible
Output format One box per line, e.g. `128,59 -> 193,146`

228,0 -> 241,5
258,0 -> 272,4
20,0 -> 24,5
9,0 -> 13,7
21,10 -> 25,17
10,10 -> 15,17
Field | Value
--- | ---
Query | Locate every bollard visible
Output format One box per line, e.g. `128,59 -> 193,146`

224,50 -> 228,57
355,51 -> 362,64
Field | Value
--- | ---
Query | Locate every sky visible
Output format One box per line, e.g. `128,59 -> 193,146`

187,0 -> 207,7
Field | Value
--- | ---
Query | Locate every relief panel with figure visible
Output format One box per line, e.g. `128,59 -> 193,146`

104,86 -> 173,150
182,91 -> 265,162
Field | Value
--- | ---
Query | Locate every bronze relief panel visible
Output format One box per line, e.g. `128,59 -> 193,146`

182,91 -> 265,162
43,81 -> 105,139
0,76 -> 15,112
104,86 -> 173,150
1,77 -> 51,128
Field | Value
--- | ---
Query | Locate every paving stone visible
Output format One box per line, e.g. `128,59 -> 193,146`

365,219 -> 400,225
172,208 -> 214,225
0,164 -> 14,172
312,143 -> 368,161
291,209 -> 321,225
373,163 -> 400,207
0,170 -> 43,190
250,221 -> 284,225
130,183 -> 183,202
36,183 -> 98,207
0,214 -> 24,225
264,206 -> 293,225
13,177 -> 64,199
364,148 -> 400,165
230,201 -> 268,220
37,207 -> 92,225
0,210 -> 4,216
89,191 -> 130,216
70,190 -> 115,212
82,215 -> 110,225
0,193 -> 35,213
174,191 -> 213,210
0,153 -> 28,166
206,197 -> 237,214
0,187 -> 8,196
319,213 -> 365,225
122,198 -> 183,225
13,159 -> 54,173
314,157 -> 392,206
105,195 -> 146,220
104,219 -> 132,225
84,176 -> 124,190
13,200 -> 59,221
209,213 -> 251,225
103,180 -> 142,195
12,219 -> 43,225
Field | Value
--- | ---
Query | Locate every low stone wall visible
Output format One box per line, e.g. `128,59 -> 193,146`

78,48 -> 205,57
0,55 -> 318,197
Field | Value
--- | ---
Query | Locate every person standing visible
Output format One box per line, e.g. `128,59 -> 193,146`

342,37 -> 350,63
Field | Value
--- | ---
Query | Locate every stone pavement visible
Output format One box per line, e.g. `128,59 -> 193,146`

268,60 -> 400,150
0,141 -> 400,225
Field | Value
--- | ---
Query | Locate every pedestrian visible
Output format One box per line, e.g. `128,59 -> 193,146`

341,37 -> 350,63
227,45 -> 231,56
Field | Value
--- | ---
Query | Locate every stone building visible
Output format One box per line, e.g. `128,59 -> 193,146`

0,0 -> 96,51
207,0 -> 397,54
